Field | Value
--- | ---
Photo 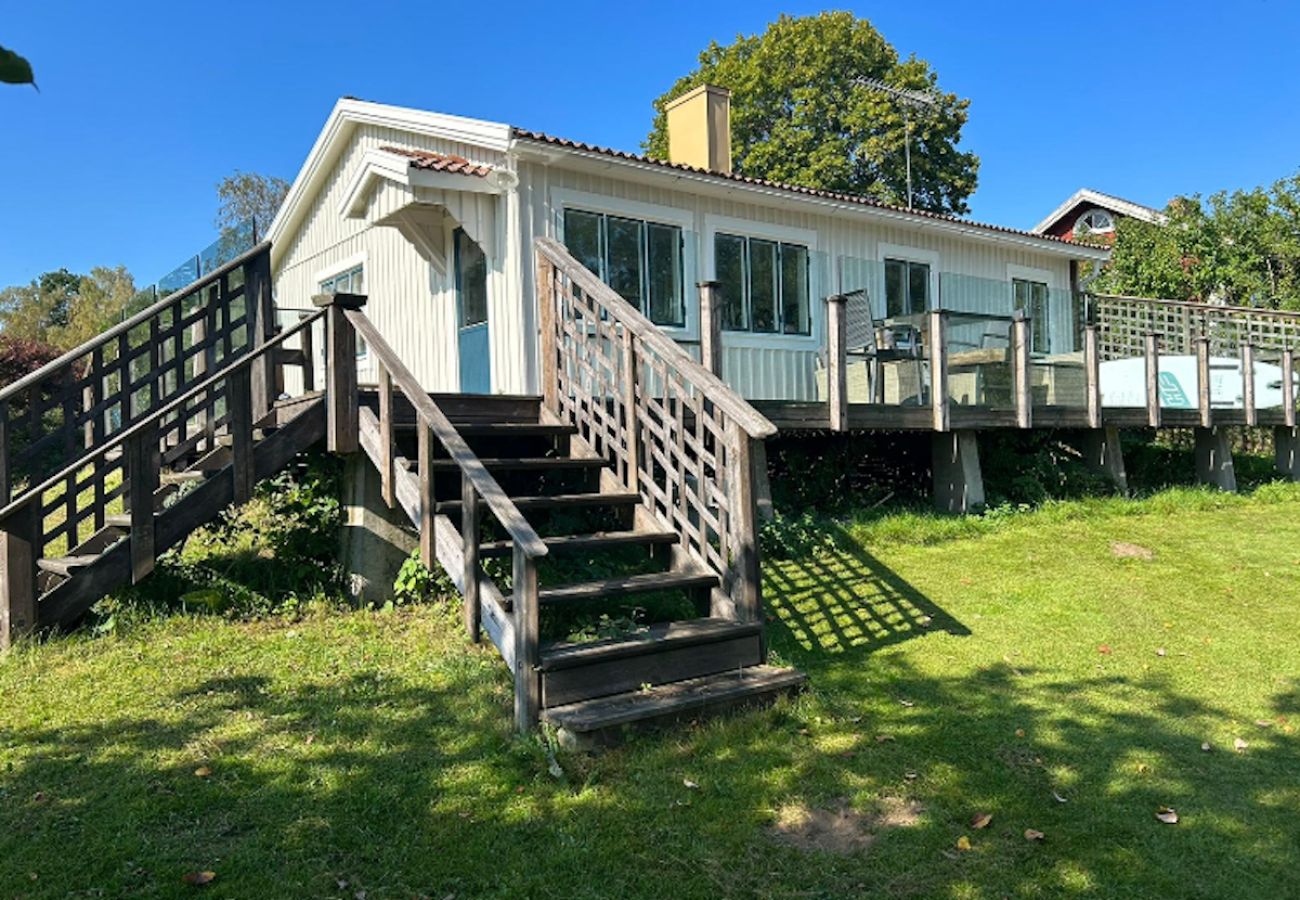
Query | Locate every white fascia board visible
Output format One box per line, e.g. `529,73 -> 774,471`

514,140 -> 1110,263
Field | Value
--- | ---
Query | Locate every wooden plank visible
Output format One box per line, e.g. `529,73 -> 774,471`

621,327 -> 640,492
1012,314 -> 1031,429
378,362 -> 394,508
1197,337 -> 1212,428
299,313 -> 316,392
1285,348 -> 1297,429
698,281 -> 723,377
929,310 -> 949,432
1243,344 -> 1257,427
228,366 -> 254,505
418,421 -> 435,569
826,294 -> 848,432
537,570 -> 717,605
1145,333 -> 1161,428
513,547 -> 540,730
732,429 -> 763,628
315,294 -> 362,453
435,491 -> 639,515
0,501 -> 37,649
126,421 -> 159,583
461,472 -> 481,642
478,529 -> 677,558
1085,325 -> 1101,429
536,254 -> 558,414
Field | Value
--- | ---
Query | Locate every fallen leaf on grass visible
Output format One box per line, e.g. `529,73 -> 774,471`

1098,644 -> 1113,655
955,835 -> 972,851
1155,647 -> 1167,657
1254,719 -> 1274,728
182,871 -> 216,886
898,699 -> 915,708
1155,807 -> 1179,825
193,766 -> 212,778
1201,742 -> 1212,752
904,772 -> 919,782
1015,728 -> 1026,738
970,812 -> 993,830
1024,828 -> 1045,841
1052,790 -> 1069,804
683,779 -> 699,790
875,734 -> 896,743
1234,738 -> 1249,753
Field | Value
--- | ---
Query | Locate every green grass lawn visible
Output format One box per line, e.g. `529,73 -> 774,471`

2,487 -> 1299,898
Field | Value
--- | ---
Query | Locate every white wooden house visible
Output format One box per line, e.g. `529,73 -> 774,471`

267,94 -> 1110,401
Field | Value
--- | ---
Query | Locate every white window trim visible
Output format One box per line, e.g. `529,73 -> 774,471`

704,214 -> 822,349
877,242 -> 940,314
313,251 -> 368,290
552,187 -> 697,339
1006,263 -> 1057,289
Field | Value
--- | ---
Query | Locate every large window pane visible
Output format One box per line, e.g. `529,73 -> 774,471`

716,233 -> 747,330
780,243 -> 810,334
605,216 -> 645,311
456,230 -> 488,327
907,261 -> 930,315
646,223 -> 682,326
563,209 -> 603,278
749,239 -> 778,333
885,259 -> 905,318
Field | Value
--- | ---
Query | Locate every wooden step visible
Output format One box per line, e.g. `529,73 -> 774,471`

542,665 -> 807,748
447,422 -> 577,438
37,555 -> 99,578
160,469 -> 208,485
435,491 -> 640,515
538,570 -> 718,605
478,529 -> 677,558
540,618 -> 763,707
404,456 -> 607,473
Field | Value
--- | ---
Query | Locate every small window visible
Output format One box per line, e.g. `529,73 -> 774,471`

1013,278 -> 1050,353
1075,208 -> 1115,235
455,229 -> 488,328
714,233 -> 811,335
884,258 -> 930,317
561,208 -> 685,327
320,264 -> 367,357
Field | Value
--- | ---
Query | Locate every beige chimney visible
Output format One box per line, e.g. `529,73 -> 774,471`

665,84 -> 732,173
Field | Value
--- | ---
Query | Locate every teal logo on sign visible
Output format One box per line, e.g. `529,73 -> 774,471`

1158,371 -> 1192,408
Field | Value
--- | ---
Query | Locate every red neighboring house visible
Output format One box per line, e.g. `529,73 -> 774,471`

1032,188 -> 1167,243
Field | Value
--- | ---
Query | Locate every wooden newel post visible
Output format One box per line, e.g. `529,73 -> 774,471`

512,546 -> 540,730
127,421 -> 160,584
1197,336 -> 1212,428
826,294 -> 848,432
1012,311 -> 1031,429
929,310 -> 949,432
1145,333 -> 1161,428
699,281 -> 724,377
299,312 -> 316,393
228,366 -> 255,506
0,501 -> 38,650
245,250 -> 277,421
536,254 -> 558,414
733,425 -> 765,636
1085,325 -> 1102,429
313,292 -> 366,454
1242,344 -> 1257,427
462,473 -> 481,642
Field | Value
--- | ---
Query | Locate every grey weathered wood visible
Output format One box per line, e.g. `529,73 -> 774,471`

536,255 -> 558,415
1275,425 -> 1300,480
435,491 -> 639,515
1285,348 -> 1297,429
477,529 -> 677,558
1084,325 -> 1101,429
377,362 -> 395,508
513,546 -> 540,730
417,421 -> 435,569
733,429 -> 763,627
621,326 -> 640,492
1012,313 -> 1031,429
0,501 -> 37,649
929,310 -> 949,432
1195,426 -> 1236,492
537,570 -> 718,605
245,249 -> 276,420
127,421 -> 160,583
0,404 -> 9,505
461,472 -> 481,642
298,312 -> 316,392
1242,343 -> 1257,426
228,366 -> 254,505
826,294 -> 848,432
698,281 -> 723,377
314,292 -> 364,454
1197,337 -> 1212,428
1145,333 -> 1161,427
932,430 -> 984,514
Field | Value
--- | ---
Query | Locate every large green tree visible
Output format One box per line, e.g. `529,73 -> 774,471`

645,12 -> 979,215
216,171 -> 290,242
0,266 -> 138,350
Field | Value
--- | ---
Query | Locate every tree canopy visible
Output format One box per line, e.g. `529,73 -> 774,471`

645,12 -> 979,215
1095,174 -> 1300,310
0,266 -> 140,350
216,171 -> 290,242
0,44 -> 35,89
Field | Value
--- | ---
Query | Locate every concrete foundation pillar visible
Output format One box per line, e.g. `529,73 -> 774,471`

1276,426 -> 1300,481
932,430 -> 985,514
1194,426 -> 1237,492
340,453 -> 417,604
1079,426 -> 1129,494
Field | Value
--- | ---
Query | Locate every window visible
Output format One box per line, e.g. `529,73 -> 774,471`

319,264 -> 367,357
713,233 -> 811,335
455,229 -> 488,328
562,209 -> 684,327
884,258 -> 930,317
1013,278 -> 1050,353
1075,208 -> 1115,236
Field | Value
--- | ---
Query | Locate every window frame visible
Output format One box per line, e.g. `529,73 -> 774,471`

315,254 -> 368,361
712,232 -> 812,336
1012,278 -> 1051,354
1007,264 -> 1058,355
704,215 -> 819,348
876,243 -> 940,321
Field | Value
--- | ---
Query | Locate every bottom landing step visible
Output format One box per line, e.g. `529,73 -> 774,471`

542,665 -> 806,749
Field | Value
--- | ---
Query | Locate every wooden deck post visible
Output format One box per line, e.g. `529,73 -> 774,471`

462,473 -> 481,643
417,420 -> 436,568
313,292 -> 366,454
1079,427 -> 1128,494
929,310 -> 950,432
1242,343 -> 1257,427
1197,336 -> 1212,428
1012,311 -> 1032,429
932,430 -> 984,514
513,545 -> 540,730
699,281 -> 724,377
245,249 -> 277,421
299,312 -> 316,392
1084,325 -> 1102,429
1283,348 -> 1296,429
1194,426 -> 1237,492
228,366 -> 254,505
1275,425 -> 1300,481
621,327 -> 640,492
732,427 -> 765,631
377,362 -> 394,509
0,501 -> 38,650
127,421 -> 160,583
1145,333 -> 1161,428
826,294 -> 848,432
536,254 -> 558,414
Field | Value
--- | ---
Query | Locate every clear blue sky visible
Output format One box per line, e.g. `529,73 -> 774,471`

2,1 -> 1296,288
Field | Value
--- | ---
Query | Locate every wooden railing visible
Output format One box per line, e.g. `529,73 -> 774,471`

317,293 -> 549,728
0,307 -> 322,646
534,237 -> 777,629
1094,293 -> 1300,360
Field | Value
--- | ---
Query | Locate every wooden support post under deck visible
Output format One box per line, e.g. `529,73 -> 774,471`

512,546 -> 540,730
418,421 -> 436,569
377,362 -> 395,509
932,430 -> 984,514
1197,337 -> 1212,428
127,421 -> 160,583
1283,348 -> 1296,429
0,501 -> 38,650
536,255 -> 558,415
929,310 -> 949,432
228,366 -> 254,505
621,326 -> 640,492
462,473 -> 481,643
1079,427 -> 1128,495
826,294 -> 848,432
1194,426 -> 1236,492
1144,333 -> 1161,428
1242,344 -> 1257,427
314,292 -> 365,454
698,281 -> 724,378
1084,325 -> 1102,429
1275,426 -> 1300,481
1012,312 -> 1032,429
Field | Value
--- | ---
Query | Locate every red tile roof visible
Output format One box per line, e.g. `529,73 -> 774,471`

379,145 -> 493,178
511,128 -> 1096,250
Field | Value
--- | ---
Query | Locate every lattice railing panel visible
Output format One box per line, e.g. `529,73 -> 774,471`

1096,294 -> 1300,361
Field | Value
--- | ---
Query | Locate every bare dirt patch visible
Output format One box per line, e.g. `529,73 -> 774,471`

1111,541 -> 1154,560
769,796 -> 923,855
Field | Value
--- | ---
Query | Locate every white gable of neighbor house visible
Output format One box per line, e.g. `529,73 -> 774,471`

271,98 -> 1108,401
